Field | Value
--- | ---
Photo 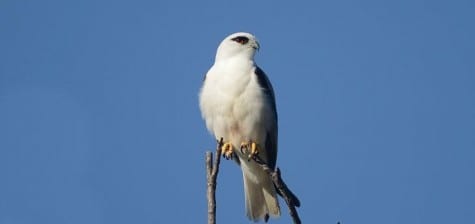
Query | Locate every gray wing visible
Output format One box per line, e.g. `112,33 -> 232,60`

254,66 -> 278,170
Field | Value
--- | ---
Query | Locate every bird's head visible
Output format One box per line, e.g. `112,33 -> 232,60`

215,32 -> 260,62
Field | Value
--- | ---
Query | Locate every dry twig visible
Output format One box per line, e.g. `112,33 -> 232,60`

206,138 -> 223,224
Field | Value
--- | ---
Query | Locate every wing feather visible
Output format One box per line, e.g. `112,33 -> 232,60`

254,66 -> 278,169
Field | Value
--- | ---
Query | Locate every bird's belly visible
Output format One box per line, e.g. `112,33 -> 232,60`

211,92 -> 266,148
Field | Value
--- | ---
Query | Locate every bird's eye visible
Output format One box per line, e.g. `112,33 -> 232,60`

232,36 -> 249,45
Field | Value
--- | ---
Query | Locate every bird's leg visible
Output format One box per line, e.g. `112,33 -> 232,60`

240,141 -> 259,161
220,142 -> 234,160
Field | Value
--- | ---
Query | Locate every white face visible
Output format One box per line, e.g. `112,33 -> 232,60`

215,32 -> 260,61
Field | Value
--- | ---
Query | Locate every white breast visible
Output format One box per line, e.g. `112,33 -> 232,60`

199,58 -> 268,147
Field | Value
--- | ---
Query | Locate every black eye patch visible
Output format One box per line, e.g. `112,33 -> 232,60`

231,36 -> 249,45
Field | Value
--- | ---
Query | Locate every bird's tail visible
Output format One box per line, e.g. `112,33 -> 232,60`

242,164 -> 280,222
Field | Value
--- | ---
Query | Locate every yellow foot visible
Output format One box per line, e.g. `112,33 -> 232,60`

221,142 -> 234,159
240,141 -> 259,160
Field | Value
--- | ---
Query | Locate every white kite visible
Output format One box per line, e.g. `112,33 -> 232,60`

200,32 -> 280,222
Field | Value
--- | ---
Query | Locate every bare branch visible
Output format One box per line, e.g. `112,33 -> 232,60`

206,138 -> 223,224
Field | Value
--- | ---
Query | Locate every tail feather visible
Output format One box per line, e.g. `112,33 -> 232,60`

242,165 -> 280,222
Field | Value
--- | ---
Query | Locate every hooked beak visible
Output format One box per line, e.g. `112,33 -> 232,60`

252,41 -> 260,51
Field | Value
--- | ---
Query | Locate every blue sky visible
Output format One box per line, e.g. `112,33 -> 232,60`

1,0 -> 474,223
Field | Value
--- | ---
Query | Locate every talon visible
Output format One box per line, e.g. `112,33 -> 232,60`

241,141 -> 260,161
250,142 -> 258,157
247,142 -> 257,161
221,142 -> 234,159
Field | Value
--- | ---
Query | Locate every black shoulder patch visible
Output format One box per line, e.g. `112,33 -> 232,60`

254,66 -> 277,118
254,66 -> 279,172
255,66 -> 272,92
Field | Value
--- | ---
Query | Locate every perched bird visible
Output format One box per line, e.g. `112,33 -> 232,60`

199,32 -> 280,222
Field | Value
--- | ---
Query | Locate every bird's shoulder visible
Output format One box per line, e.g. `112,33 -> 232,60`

253,66 -> 276,99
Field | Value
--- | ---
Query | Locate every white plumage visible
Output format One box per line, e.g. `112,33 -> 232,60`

199,32 -> 280,222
